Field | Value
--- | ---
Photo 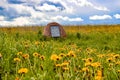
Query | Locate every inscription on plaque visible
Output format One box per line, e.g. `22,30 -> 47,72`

50,26 -> 60,37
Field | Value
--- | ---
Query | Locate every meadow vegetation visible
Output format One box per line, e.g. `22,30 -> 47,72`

0,25 -> 120,80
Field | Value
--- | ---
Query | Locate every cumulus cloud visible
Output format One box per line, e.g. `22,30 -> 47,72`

69,0 -> 109,11
89,15 -> 112,20
0,17 -> 31,26
0,16 -> 5,21
12,17 -> 30,25
0,0 -> 119,26
114,14 -> 120,19
51,16 -> 83,21
35,3 -> 60,12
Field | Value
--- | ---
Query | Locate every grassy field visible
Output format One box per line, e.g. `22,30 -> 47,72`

0,25 -> 120,80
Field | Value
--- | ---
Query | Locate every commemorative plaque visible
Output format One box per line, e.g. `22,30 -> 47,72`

50,26 -> 60,37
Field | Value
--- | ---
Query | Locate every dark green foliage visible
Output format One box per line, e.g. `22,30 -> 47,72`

76,32 -> 81,39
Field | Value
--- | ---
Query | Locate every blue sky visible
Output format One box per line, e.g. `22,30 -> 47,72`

0,0 -> 120,26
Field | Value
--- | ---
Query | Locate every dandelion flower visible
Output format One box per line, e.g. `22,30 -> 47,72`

86,48 -> 93,53
33,52 -> 39,57
34,41 -> 40,45
117,70 -> 120,73
85,62 -> 91,67
106,57 -> 114,62
96,70 -> 102,76
82,67 -> 89,72
82,58 -> 93,63
95,76 -> 102,80
114,54 -> 120,59
91,62 -> 101,68
0,53 -> 2,59
115,61 -> 120,65
22,54 -> 29,59
87,58 -> 93,62
15,77 -> 19,80
97,54 -> 105,58
67,51 -> 76,57
109,63 -> 113,67
55,64 -> 61,67
62,67 -> 69,71
50,54 -> 60,61
14,58 -> 21,62
18,68 -> 28,74
59,53 -> 66,57
40,55 -> 45,60
25,44 -> 29,48
17,52 -> 22,56
61,61 -> 69,67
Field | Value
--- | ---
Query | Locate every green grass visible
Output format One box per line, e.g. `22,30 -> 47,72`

0,29 -> 120,80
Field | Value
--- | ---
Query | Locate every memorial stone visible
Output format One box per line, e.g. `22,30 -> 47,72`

43,22 -> 66,38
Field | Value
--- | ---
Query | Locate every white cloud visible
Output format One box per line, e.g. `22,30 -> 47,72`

0,0 -> 8,8
93,6 -> 109,11
9,4 -> 31,15
0,17 -> 31,26
12,17 -> 30,26
69,0 -> 109,11
89,15 -> 112,20
6,3 -> 46,19
0,16 -> 5,21
48,0 -> 74,13
0,0 -> 119,26
114,14 -> 120,19
51,15 -> 83,21
0,15 -> 83,26
35,3 -> 60,12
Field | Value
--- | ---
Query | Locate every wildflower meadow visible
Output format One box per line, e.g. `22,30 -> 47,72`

0,25 -> 120,80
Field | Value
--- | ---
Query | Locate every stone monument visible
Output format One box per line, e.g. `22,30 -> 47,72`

43,22 -> 66,38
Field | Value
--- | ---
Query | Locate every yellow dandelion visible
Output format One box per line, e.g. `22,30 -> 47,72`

77,48 -> 82,52
82,59 -> 87,62
106,57 -> 114,62
14,58 -> 21,62
17,52 -> 22,56
50,54 -> 61,61
85,62 -> 91,67
109,63 -> 113,67
0,53 -> 2,58
91,62 -> 101,68
97,54 -> 105,58
55,64 -> 61,67
115,61 -> 120,65
114,54 -> 120,59
117,70 -> 120,73
67,51 -> 76,57
59,53 -> 66,57
86,48 -> 93,53
40,55 -> 45,60
95,76 -> 102,80
33,52 -> 39,57
61,61 -> 69,67
82,58 -> 93,63
15,77 -> 19,80
34,41 -> 40,45
62,67 -> 69,71
107,53 -> 115,57
82,67 -> 89,72
87,58 -> 93,62
22,54 -> 29,59
96,70 -> 102,76
18,68 -> 28,74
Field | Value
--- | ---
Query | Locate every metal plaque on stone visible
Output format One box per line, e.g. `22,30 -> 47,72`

50,26 -> 60,37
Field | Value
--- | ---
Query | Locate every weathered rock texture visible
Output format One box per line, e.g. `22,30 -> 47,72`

43,22 -> 66,37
